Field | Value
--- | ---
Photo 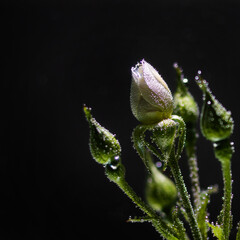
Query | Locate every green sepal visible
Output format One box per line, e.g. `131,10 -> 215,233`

196,74 -> 234,142
151,119 -> 177,164
207,222 -> 224,240
132,124 -> 165,171
132,124 -> 153,171
84,106 -> 121,165
171,115 -> 186,160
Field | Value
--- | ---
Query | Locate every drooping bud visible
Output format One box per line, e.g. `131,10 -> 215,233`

173,63 -> 199,126
84,106 -> 121,165
146,157 -> 177,212
130,60 -> 174,124
195,73 -> 234,142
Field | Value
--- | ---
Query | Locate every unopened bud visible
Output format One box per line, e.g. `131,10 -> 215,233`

173,63 -> 199,125
146,163 -> 177,212
130,60 -> 174,124
196,74 -> 234,142
84,106 -> 121,165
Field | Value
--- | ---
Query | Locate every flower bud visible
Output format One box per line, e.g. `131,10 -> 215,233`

130,60 -> 174,124
173,63 -> 199,125
146,162 -> 177,212
196,74 -> 234,142
84,106 -> 121,165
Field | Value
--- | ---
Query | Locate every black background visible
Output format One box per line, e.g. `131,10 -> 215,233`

2,0 -> 240,239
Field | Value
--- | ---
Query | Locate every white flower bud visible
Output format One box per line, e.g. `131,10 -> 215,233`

130,60 -> 174,124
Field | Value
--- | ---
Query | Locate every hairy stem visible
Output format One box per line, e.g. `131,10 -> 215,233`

168,152 -> 202,240
214,139 -> 233,239
185,127 -> 201,209
220,159 -> 232,239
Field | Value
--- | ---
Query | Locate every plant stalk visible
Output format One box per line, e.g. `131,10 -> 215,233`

168,151 -> 202,240
220,159 -> 232,239
185,127 -> 201,209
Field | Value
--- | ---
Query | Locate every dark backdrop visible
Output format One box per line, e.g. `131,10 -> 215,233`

2,0 -> 240,239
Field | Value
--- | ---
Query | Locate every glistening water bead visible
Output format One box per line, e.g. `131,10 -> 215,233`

109,155 -> 121,170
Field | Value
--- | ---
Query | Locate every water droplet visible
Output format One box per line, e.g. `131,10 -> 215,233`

173,62 -> 178,68
109,155 -> 121,170
110,164 -> 118,170
198,70 -> 202,75
183,78 -> 188,83
207,101 -> 211,105
156,161 -> 162,168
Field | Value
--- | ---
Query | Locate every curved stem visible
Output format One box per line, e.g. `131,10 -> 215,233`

168,152 -> 202,240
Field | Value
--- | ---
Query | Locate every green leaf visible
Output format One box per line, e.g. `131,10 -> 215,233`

208,222 -> 224,240
172,207 -> 187,240
196,186 -> 217,240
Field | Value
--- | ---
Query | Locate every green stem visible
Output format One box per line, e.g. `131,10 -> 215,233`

213,139 -> 233,239
220,159 -> 232,239
168,152 -> 202,240
185,127 -> 201,209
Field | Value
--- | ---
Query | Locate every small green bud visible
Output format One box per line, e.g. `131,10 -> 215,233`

173,63 -> 199,125
146,163 -> 177,212
196,73 -> 234,142
84,106 -> 121,165
130,60 -> 174,124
